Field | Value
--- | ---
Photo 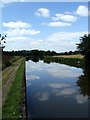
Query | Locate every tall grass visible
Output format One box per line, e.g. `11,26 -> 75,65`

2,55 -> 21,70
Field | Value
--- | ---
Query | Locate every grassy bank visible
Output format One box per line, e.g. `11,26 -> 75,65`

44,55 -> 85,68
2,54 -> 21,70
2,57 -> 25,119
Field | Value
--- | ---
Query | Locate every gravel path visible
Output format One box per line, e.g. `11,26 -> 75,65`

2,58 -> 23,105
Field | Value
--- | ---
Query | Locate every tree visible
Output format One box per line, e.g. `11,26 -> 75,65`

0,34 -> 6,50
69,51 -> 73,55
77,34 -> 90,61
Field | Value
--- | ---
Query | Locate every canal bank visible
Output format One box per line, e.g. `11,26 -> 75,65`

21,58 -> 27,119
43,55 -> 85,68
2,57 -> 27,119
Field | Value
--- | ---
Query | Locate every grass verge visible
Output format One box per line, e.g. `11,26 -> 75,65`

2,58 -> 25,119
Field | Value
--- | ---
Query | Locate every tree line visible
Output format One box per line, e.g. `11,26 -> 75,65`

3,49 -> 80,57
1,33 -> 90,62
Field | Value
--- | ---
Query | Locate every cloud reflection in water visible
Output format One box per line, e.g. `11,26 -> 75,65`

52,87 -> 77,96
26,61 -> 83,79
27,75 -> 40,80
48,83 -> 71,89
47,64 -> 83,78
36,92 -> 49,101
26,61 -> 87,105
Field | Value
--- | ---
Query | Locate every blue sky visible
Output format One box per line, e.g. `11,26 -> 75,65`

1,1 -> 88,52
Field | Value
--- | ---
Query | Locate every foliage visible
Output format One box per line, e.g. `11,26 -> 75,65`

3,50 -> 80,57
77,34 -> 90,61
0,34 -> 6,49
2,53 -> 21,70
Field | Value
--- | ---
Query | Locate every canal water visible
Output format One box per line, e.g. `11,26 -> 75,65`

26,60 -> 88,119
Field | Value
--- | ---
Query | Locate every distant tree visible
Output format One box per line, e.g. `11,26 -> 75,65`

64,52 -> 68,55
51,50 -> 57,56
69,51 -> 73,55
77,34 -> 90,61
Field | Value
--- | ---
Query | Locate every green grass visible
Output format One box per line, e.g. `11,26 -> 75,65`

2,58 -> 25,119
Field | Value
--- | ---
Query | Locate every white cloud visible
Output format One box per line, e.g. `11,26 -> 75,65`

3,21 -> 40,36
52,13 -> 77,22
35,8 -> 50,17
4,28 -> 40,36
48,21 -> 71,27
6,36 -> 29,42
47,32 -> 88,42
40,31 -> 87,52
76,5 -> 88,16
0,0 -> 31,5
4,36 -> 43,51
4,31 -> 88,52
3,21 -> 31,29
6,36 -> 43,45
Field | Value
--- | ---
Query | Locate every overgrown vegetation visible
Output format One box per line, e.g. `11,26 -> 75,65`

2,54 -> 21,70
2,58 -> 25,119
77,34 -> 90,61
43,56 -> 85,68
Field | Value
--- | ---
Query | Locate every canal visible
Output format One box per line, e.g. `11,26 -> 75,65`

26,60 -> 88,119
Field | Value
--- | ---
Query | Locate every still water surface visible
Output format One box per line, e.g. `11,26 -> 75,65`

26,60 -> 88,119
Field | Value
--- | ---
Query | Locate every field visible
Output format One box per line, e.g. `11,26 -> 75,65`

44,54 -> 85,68
53,54 -> 84,59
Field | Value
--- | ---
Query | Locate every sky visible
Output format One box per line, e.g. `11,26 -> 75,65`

1,1 -> 89,52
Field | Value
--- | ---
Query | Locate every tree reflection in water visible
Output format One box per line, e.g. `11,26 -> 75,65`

76,61 -> 90,97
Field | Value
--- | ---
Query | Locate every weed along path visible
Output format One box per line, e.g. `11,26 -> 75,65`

2,57 -> 27,119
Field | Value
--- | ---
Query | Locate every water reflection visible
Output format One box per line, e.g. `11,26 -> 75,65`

47,64 -> 82,78
26,58 -> 90,97
27,75 -> 40,81
76,62 -> 90,97
52,88 -> 77,96
75,95 -> 88,104
36,92 -> 49,101
48,83 -> 71,89
26,60 -> 88,118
